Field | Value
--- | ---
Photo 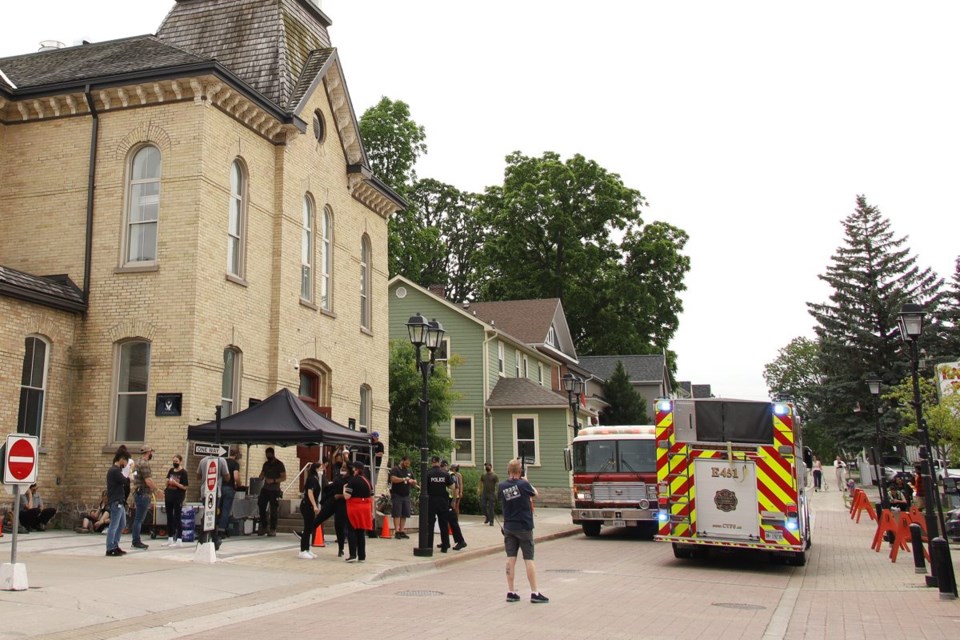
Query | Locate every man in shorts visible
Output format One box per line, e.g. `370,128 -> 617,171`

389,455 -> 417,539
498,458 -> 548,603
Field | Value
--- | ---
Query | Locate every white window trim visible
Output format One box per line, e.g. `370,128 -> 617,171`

301,195 -> 315,302
451,415 -> 475,466
221,347 -> 242,418
436,336 -> 451,376
512,413 -> 540,467
514,349 -> 521,377
497,341 -> 505,376
122,145 -> 161,267
320,206 -> 333,312
226,160 -> 247,279
537,362 -> 544,386
18,335 -> 50,443
112,340 -> 151,444
359,384 -> 372,431
360,234 -> 372,331
523,355 -> 529,379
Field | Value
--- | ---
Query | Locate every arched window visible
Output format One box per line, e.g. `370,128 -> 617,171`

359,385 -> 372,431
221,347 -> 242,417
125,145 -> 161,264
320,206 -> 333,311
227,160 -> 247,278
17,336 -> 49,441
360,234 -> 372,330
299,365 -> 331,417
114,340 -> 151,442
301,196 -> 314,301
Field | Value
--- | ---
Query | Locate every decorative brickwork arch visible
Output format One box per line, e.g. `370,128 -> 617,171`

114,122 -> 173,160
106,320 -> 159,343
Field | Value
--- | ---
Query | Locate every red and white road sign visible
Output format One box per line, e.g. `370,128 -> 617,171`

4,435 -> 39,484
206,459 -> 218,492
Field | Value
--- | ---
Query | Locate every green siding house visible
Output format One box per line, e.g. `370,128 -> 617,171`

388,277 -> 584,506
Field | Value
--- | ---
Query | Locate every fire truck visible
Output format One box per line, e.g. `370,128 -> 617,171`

654,398 -> 811,565
564,425 -> 659,538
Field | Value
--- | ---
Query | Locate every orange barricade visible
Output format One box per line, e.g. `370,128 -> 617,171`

312,525 -> 325,548
872,509 -> 897,551
380,515 -> 392,539
851,490 -> 877,523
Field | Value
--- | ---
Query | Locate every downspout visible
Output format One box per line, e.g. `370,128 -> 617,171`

82,87 -> 99,307
482,330 -> 499,468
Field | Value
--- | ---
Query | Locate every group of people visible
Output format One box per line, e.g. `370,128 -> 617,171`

297,451 -> 373,562
2,482 -> 58,534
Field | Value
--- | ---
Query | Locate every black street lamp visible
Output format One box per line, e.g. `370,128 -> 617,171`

865,375 -> 890,511
898,303 -> 957,598
406,312 -> 445,558
562,372 -> 586,434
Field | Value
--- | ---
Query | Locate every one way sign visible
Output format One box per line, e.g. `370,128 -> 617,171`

193,442 -> 228,457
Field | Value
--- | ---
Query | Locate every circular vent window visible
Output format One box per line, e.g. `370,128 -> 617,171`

313,111 -> 326,143
396,287 -> 407,299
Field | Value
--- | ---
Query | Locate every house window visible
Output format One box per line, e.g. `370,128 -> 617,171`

515,349 -> 521,377
312,109 -> 326,143
523,355 -> 529,379
114,340 -> 150,442
125,145 -> 161,264
359,385 -> 372,431
299,365 -> 332,416
497,342 -> 505,376
538,362 -> 544,386
221,348 -> 241,417
360,234 -> 372,330
435,337 -> 450,373
513,415 -> 539,465
452,416 -> 473,465
320,206 -> 333,311
546,324 -> 559,348
227,160 -> 247,278
301,196 -> 315,301
17,336 -> 49,440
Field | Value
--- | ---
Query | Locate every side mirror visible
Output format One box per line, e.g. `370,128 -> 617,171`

563,448 -> 572,472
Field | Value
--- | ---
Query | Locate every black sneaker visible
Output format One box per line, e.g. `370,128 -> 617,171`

531,592 -> 550,604
106,549 -> 120,557
345,556 -> 357,563
132,541 -> 149,549
506,592 -> 520,602
116,548 -> 128,555
453,542 -> 467,551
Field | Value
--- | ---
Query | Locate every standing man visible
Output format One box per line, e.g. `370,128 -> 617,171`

478,462 -> 499,526
371,432 -> 385,470
499,458 -> 548,603
131,445 -> 161,550
218,447 -> 241,540
441,461 -> 467,550
257,447 -> 286,536
388,455 -> 417,539
425,456 -> 452,552
106,450 -> 131,556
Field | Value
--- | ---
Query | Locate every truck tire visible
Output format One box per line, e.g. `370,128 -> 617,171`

582,522 -> 602,537
788,551 -> 806,566
637,522 -> 658,540
672,543 -> 692,559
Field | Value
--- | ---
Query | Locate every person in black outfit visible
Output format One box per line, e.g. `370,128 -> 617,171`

299,462 -> 324,559
218,447 -> 241,539
257,447 -> 286,536
163,455 -> 189,547
426,456 -> 453,552
310,462 -> 349,556
343,461 -> 374,562
105,451 -> 131,557
439,461 -> 467,551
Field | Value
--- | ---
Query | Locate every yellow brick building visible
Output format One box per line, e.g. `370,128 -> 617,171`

0,0 -> 401,512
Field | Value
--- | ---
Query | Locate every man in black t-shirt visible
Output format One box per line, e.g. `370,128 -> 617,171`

218,447 -> 241,539
257,448 -> 286,536
425,456 -> 452,551
388,456 -> 417,539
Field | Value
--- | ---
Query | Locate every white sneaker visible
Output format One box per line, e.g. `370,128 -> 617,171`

162,538 -> 175,547
298,551 -> 314,560
173,539 -> 183,548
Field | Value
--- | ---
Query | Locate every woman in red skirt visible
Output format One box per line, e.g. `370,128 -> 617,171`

343,461 -> 373,562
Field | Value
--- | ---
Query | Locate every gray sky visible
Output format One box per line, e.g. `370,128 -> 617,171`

3,1 -> 958,400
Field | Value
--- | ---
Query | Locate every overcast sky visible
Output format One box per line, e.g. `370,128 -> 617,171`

3,1 -> 958,400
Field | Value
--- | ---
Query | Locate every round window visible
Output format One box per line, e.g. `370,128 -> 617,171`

396,287 -> 407,299
313,111 -> 325,143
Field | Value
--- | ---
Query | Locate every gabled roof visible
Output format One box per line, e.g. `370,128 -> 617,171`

579,355 -> 667,384
0,265 -> 86,313
0,36 -> 206,89
692,384 -> 713,398
486,378 -> 568,409
466,298 -> 578,362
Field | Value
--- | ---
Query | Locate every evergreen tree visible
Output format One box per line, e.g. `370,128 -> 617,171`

940,257 -> 960,357
807,195 -> 944,448
599,360 -> 650,425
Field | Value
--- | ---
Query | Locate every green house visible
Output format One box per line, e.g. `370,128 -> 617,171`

388,277 -> 584,506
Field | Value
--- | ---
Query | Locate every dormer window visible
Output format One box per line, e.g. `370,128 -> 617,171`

546,324 -> 559,348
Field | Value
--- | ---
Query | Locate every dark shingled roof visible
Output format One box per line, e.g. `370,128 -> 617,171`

486,378 -> 568,408
289,47 -> 334,109
157,0 -> 332,109
0,36 -> 206,89
0,265 -> 85,313
467,299 -> 561,345
579,355 -> 666,383
692,384 -> 713,398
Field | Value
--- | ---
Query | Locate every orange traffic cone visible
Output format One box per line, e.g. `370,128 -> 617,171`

312,525 -> 325,548
380,516 -> 392,539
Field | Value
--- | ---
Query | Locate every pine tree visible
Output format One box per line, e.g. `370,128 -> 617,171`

599,360 -> 650,425
940,257 -> 960,357
807,195 -> 944,448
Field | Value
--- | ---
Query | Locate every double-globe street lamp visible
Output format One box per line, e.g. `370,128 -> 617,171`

406,312 -> 445,558
898,303 -> 957,598
562,372 -> 586,435
864,375 -> 890,511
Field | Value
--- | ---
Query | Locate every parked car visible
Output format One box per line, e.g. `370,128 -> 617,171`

946,506 -> 960,542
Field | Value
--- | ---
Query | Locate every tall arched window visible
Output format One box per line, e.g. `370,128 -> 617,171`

125,145 -> 161,264
17,336 -> 49,440
320,206 -> 333,311
299,365 -> 332,417
114,340 -> 151,442
301,196 -> 314,301
359,385 -> 372,431
221,347 -> 242,417
360,234 -> 372,330
227,160 -> 247,278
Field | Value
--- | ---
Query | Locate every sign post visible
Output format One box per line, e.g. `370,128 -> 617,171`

193,455 -> 221,564
2,434 -> 39,591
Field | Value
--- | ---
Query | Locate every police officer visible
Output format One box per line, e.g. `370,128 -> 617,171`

426,456 -> 453,552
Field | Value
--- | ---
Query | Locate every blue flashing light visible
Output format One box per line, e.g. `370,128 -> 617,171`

658,510 -> 669,522
656,399 -> 673,412
786,519 -> 799,531
773,403 -> 789,416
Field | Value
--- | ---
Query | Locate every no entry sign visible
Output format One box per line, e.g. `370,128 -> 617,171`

206,460 -> 218,491
3,435 -> 39,484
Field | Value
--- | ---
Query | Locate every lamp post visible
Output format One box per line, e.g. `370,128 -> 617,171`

406,313 -> 445,558
898,303 -> 957,597
865,376 -> 889,510
562,373 -> 585,434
